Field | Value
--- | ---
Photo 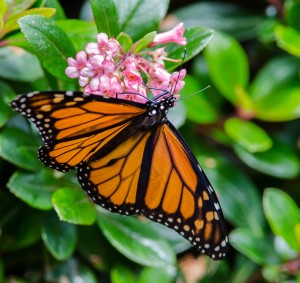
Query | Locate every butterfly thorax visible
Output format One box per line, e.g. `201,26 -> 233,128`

143,96 -> 176,129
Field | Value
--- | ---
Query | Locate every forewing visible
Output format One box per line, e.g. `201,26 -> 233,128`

77,130 -> 152,215
141,123 -> 229,259
11,91 -> 146,172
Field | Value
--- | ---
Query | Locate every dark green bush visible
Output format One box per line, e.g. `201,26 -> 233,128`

0,0 -> 299,282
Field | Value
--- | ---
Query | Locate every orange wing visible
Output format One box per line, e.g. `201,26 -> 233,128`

78,123 -> 228,259
11,91 -> 147,172
141,123 -> 228,259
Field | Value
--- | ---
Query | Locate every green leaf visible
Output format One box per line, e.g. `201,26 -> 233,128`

181,75 -> 218,124
18,15 -> 76,81
165,26 -> 214,71
224,118 -> 272,152
263,188 -> 300,251
1,31 -> 32,50
116,32 -> 133,52
250,56 -> 300,121
56,19 -> 98,51
204,31 -> 249,104
52,188 -> 96,225
284,0 -> 300,31
41,211 -> 77,260
234,141 -> 300,179
4,0 -> 36,17
2,7 -> 56,36
138,266 -> 176,283
132,31 -> 156,54
0,205 -> 42,251
7,170 -> 58,210
45,258 -> 97,282
97,211 -> 175,267
111,265 -> 136,283
44,0 -> 66,20
250,56 -> 298,101
0,127 -> 40,171
254,86 -> 300,121
91,0 -> 119,37
115,0 -> 169,41
0,0 -> 6,18
275,25 -> 300,57
174,2 -> 263,40
0,46 -> 43,81
194,144 -> 265,236
0,80 -> 15,127
230,228 -> 281,264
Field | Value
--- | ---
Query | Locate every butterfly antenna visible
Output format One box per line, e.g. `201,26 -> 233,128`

177,85 -> 211,102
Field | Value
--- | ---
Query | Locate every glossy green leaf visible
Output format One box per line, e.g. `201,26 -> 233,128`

52,188 -> 96,225
7,170 -> 58,210
0,46 -> 43,81
4,0 -> 36,17
250,56 -> 299,101
138,266 -> 176,283
41,211 -> 77,260
234,141 -> 300,179
263,188 -> 300,251
2,7 -> 56,36
0,127 -> 40,171
91,0 -> 119,37
230,228 -> 281,264
0,205 -> 42,251
115,0 -> 169,41
18,15 -> 76,81
97,211 -> 175,267
0,80 -> 15,127
116,32 -> 133,52
132,31 -> 156,54
275,25 -> 300,57
204,31 -> 249,104
111,265 -> 136,283
174,2 -> 263,40
56,19 -> 98,51
194,144 -> 265,236
224,118 -> 272,152
165,26 -> 214,71
181,75 -> 218,124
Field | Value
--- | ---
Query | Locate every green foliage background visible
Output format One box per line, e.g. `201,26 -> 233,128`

0,0 -> 300,282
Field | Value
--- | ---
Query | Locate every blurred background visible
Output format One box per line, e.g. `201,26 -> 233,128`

0,0 -> 299,282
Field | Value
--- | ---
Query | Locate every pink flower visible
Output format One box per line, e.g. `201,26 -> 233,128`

149,23 -> 187,47
65,51 -> 88,78
65,25 -> 187,103
149,64 -> 170,83
122,62 -> 143,88
170,69 -> 186,93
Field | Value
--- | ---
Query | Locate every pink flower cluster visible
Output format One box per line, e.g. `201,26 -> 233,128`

65,23 -> 187,103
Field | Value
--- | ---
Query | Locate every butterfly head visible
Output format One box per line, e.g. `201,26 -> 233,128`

144,95 -> 176,127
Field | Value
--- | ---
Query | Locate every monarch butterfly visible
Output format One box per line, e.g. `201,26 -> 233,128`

11,89 -> 229,259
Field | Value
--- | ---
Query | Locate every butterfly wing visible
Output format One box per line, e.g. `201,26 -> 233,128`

141,123 -> 228,259
11,91 -> 147,172
78,122 -> 228,259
